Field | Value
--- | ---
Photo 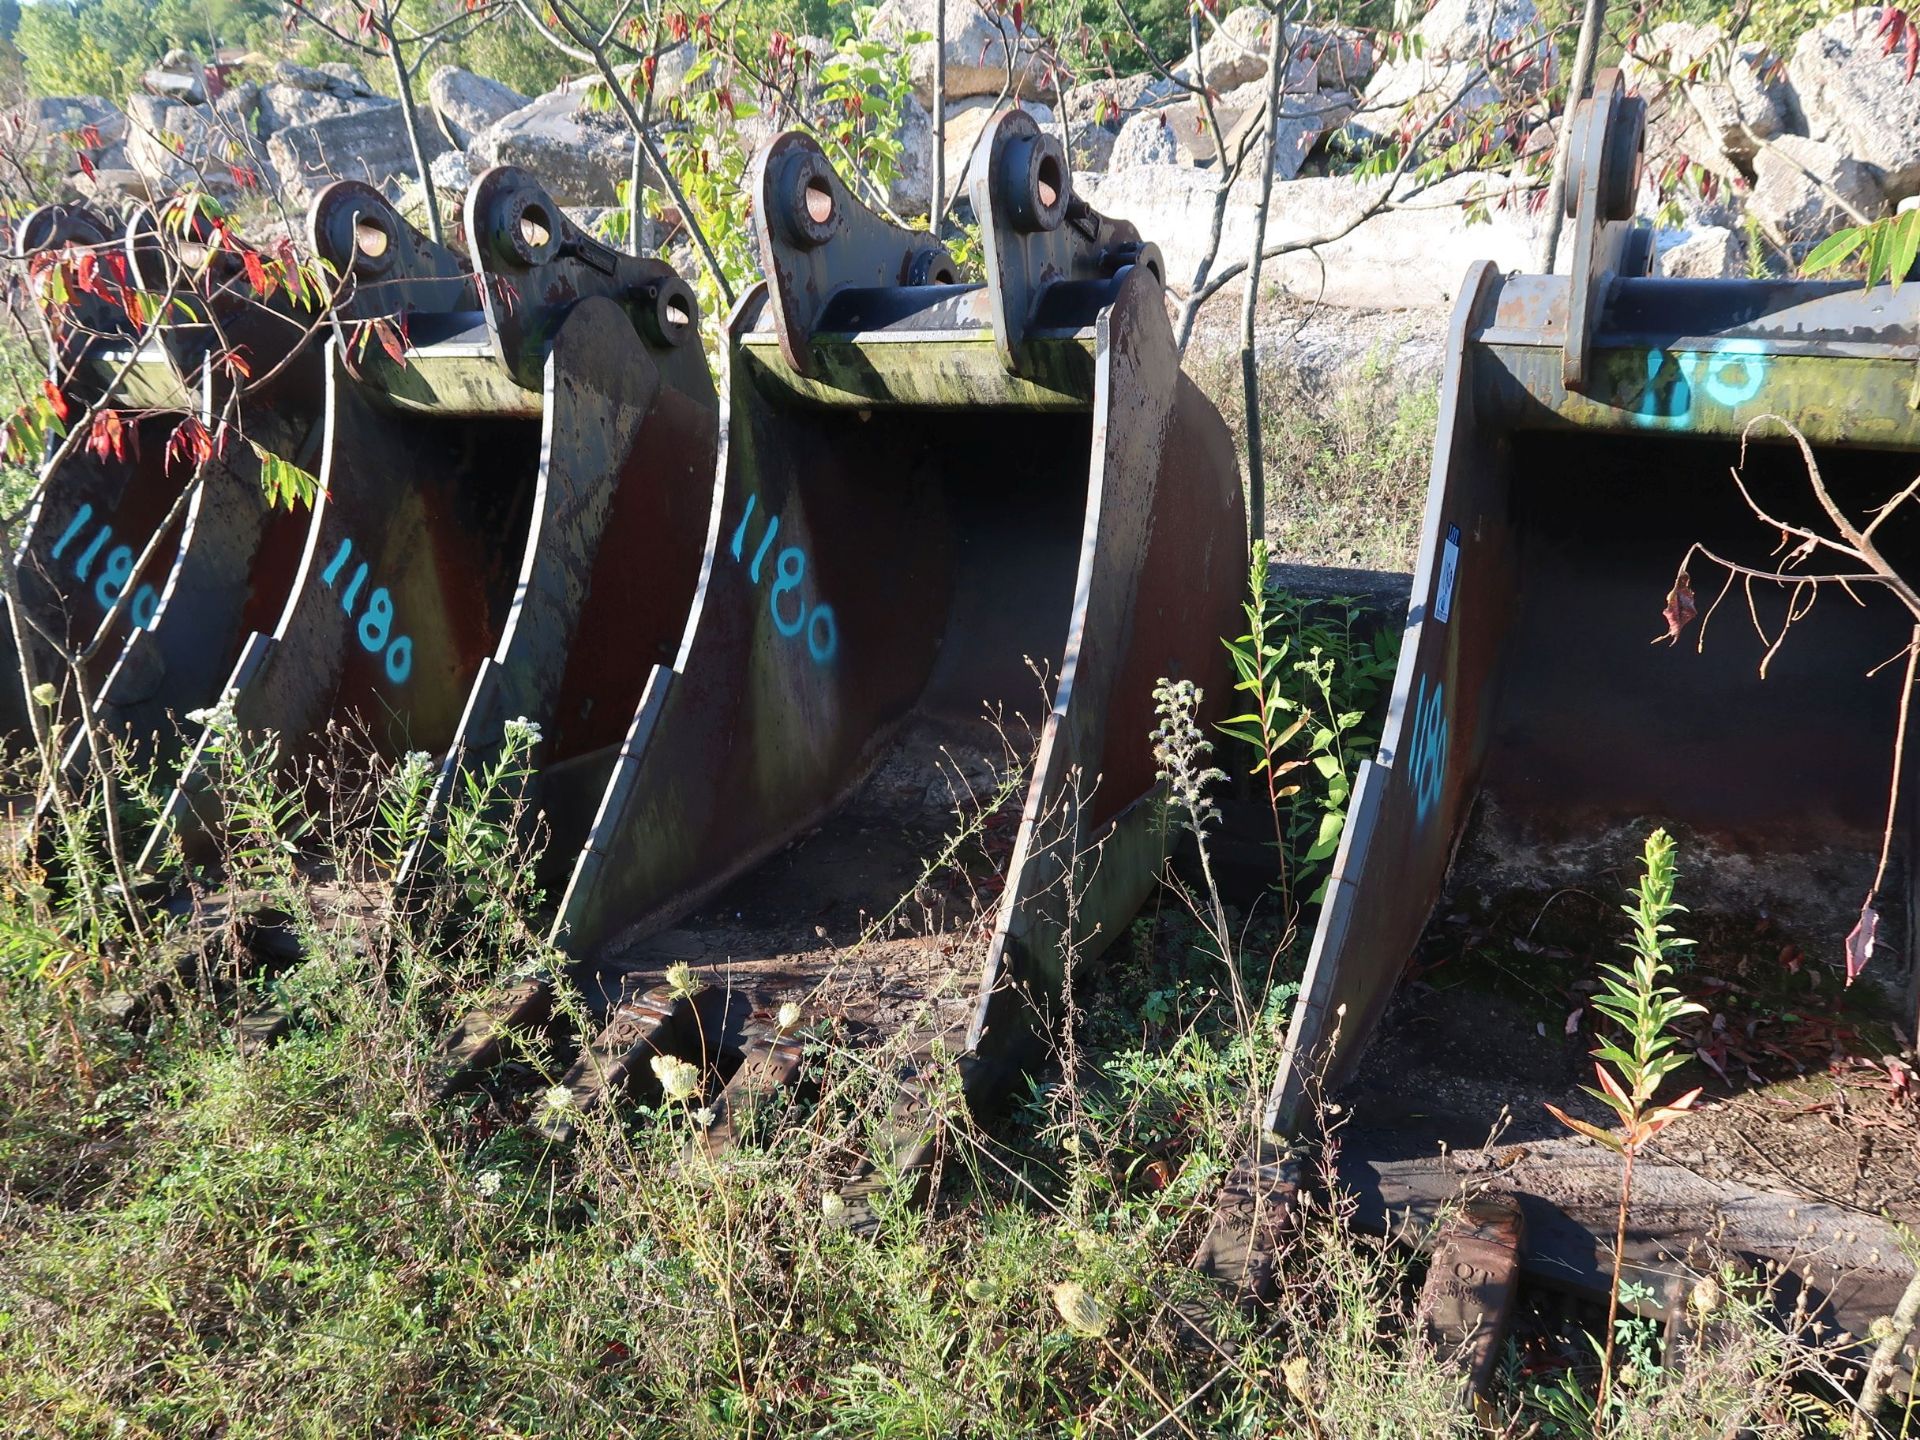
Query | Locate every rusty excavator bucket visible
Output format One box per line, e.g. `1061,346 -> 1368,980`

1199,73 -> 1920,1300
1,201 -> 326,757
440,113 -> 1245,1167
86,186 -> 465,773
143,165 -> 717,874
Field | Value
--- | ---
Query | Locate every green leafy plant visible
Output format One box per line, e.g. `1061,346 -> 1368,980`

813,6 -> 928,216
1218,543 -> 1397,909
1545,827 -> 1706,1429
1802,207 -> 1920,290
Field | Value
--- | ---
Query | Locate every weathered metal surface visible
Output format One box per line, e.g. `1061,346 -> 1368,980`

417,271 -> 715,889
1,200 -> 335,755
533,982 -> 693,1142
469,165 -> 702,388
1191,1151 -> 1305,1309
148,340 -> 545,866
77,191 -> 473,771
1262,82 -> 1920,1137
3,418 -> 190,734
147,167 -> 718,874
1268,261 -> 1513,1134
1560,68 -> 1648,392
434,975 -> 554,1098
1415,1193 -> 1526,1402
530,126 -> 1242,1191
750,131 -> 956,380
967,108 -> 1162,375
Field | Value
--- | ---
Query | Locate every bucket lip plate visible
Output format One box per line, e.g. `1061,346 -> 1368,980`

1476,272 -> 1920,360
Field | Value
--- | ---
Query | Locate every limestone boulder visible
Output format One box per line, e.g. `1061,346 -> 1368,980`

1789,6 -> 1920,200
268,104 -> 449,209
1110,107 -> 1181,171
2,96 -> 125,173
1175,6 -> 1273,93
1625,21 -> 1792,180
1360,0 -> 1552,132
428,66 -> 530,149
1078,164 -> 1545,306
125,89 -> 272,197
257,81 -> 394,139
1060,72 -> 1176,132
871,0 -> 1050,108
1749,133 -> 1885,252
467,86 -> 640,207
1656,224 -> 1745,278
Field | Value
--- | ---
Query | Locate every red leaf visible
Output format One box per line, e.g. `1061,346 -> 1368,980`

1844,895 -> 1879,985
86,408 -> 124,463
41,379 -> 69,422
370,315 -> 408,367
242,248 -> 273,299
221,346 -> 252,380
165,416 -> 214,473
1656,569 -> 1697,644
1595,1061 -> 1632,1111
77,152 -> 95,181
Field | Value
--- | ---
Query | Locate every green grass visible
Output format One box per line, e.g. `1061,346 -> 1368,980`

1192,345 -> 1441,574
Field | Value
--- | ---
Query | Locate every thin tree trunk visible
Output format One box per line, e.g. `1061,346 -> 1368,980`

930,0 -> 945,231
385,28 -> 443,246
1237,4 -> 1289,557
1856,1263 -> 1920,1437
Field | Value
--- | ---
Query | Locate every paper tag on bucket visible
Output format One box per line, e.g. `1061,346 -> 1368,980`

1433,524 -> 1461,625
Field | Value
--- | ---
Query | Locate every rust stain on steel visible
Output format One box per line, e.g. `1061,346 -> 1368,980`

1416,1193 -> 1526,1403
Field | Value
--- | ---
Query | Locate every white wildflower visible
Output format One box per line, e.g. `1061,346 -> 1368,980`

774,1001 -> 802,1033
475,1169 -> 502,1197
502,715 -> 543,749
650,1054 -> 700,1104
542,1085 -> 574,1113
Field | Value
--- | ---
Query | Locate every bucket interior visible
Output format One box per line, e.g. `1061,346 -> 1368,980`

562,373 -> 1106,969
1471,426 -> 1920,992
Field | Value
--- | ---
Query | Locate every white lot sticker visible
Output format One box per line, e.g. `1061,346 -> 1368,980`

1433,523 -> 1461,624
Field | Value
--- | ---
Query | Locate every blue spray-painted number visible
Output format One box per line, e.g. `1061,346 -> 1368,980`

729,494 -> 839,663
1405,673 -> 1448,827
1631,339 -> 1771,430
318,536 -> 413,684
44,502 -> 160,630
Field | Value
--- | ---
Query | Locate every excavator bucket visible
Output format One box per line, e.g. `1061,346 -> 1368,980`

1,202 -> 324,755
461,114 -> 1245,1147
1267,71 -> 1920,1139
145,166 -> 717,872
83,188 -> 452,769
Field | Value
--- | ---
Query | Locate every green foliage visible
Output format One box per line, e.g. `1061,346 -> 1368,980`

1219,548 -> 1397,905
249,442 -> 318,511
1547,829 -> 1705,1157
814,6 -> 927,214
1803,207 -> 1920,290
15,0 -> 278,101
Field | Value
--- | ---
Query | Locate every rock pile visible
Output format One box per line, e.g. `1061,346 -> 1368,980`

6,2 -> 1914,303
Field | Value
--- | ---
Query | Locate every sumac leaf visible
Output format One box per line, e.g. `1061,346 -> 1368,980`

1844,895 -> 1879,985
1656,569 -> 1697,645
